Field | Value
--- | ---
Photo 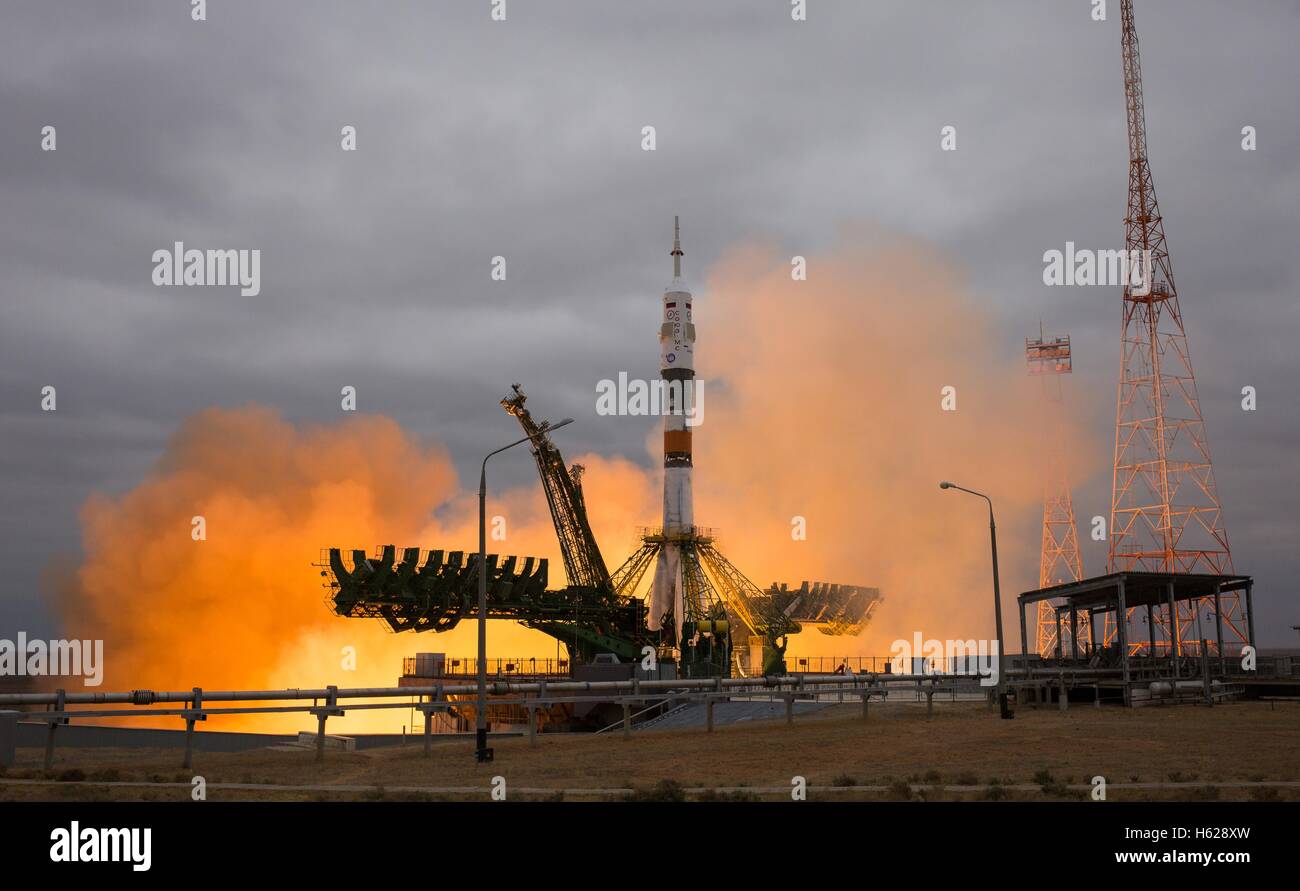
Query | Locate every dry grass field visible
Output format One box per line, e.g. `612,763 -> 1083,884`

3,700 -> 1299,801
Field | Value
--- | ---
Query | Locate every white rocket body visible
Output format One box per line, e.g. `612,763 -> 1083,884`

648,218 -> 697,643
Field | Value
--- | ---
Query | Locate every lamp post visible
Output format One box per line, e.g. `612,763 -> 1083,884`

939,481 -> 1013,720
476,417 -> 574,763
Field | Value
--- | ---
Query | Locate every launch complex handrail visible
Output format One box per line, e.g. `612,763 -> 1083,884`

0,668 -> 1138,771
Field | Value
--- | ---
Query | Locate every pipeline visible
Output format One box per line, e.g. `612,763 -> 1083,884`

0,671 -> 1004,707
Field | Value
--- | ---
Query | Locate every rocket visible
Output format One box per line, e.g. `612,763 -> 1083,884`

648,216 -> 697,641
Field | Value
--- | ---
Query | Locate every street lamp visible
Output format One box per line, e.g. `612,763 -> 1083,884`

476,416 -> 575,763
939,481 -> 1013,720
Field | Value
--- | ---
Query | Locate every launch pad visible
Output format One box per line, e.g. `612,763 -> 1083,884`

324,219 -> 881,682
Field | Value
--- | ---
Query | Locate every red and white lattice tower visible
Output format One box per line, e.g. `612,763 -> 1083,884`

1027,329 -> 1087,656
1105,0 -> 1247,653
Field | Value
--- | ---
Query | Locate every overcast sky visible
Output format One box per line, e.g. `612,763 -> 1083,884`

2,0 -> 1297,643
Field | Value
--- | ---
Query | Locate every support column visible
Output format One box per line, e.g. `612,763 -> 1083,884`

315,714 -> 328,762
421,685 -> 445,757
623,700 -> 632,739
310,686 -> 343,763
784,694 -> 794,725
1019,598 -> 1030,677
536,678 -> 547,745
1245,580 -> 1257,653
1146,604 -> 1156,660
182,687 -> 204,770
1214,589 -> 1225,676
1055,611 -> 1063,660
43,689 -> 65,773
1117,581 -> 1130,706
705,697 -> 714,733
0,711 -> 18,769
1167,582 -> 1179,659
1070,607 -> 1079,661
1201,645 -> 1212,707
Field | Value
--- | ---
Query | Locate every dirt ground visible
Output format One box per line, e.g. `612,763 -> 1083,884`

3,699 -> 1298,801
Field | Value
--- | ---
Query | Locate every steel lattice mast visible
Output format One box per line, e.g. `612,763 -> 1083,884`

1105,0 -> 1246,653
1027,329 -> 1087,655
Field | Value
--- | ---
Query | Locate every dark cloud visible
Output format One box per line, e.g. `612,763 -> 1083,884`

1,1 -> 1297,642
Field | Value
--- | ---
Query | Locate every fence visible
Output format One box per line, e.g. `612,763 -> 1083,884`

0,670 -> 1010,771
402,656 -> 570,678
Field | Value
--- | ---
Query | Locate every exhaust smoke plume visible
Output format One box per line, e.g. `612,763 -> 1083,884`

692,234 -> 1096,657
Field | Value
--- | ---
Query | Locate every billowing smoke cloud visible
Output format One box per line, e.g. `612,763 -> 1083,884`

49,408 -> 458,726
50,234 -> 1096,729
690,233 -> 1097,658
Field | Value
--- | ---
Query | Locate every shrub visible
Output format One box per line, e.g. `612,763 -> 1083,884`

982,782 -> 1010,802
887,779 -> 912,801
629,779 -> 686,802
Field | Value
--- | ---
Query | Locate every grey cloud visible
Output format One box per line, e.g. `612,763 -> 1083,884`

1,0 -> 1296,641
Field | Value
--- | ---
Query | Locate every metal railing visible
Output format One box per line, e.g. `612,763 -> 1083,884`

0,671 -> 989,771
12,657 -> 1283,773
785,656 -> 894,674
401,655 -> 931,678
1026,653 -> 1298,679
402,657 -> 570,678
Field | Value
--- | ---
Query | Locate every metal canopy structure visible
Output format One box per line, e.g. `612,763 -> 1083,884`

1017,571 -> 1255,693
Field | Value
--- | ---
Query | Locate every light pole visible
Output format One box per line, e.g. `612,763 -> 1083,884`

939,481 -> 1013,720
476,417 -> 574,763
